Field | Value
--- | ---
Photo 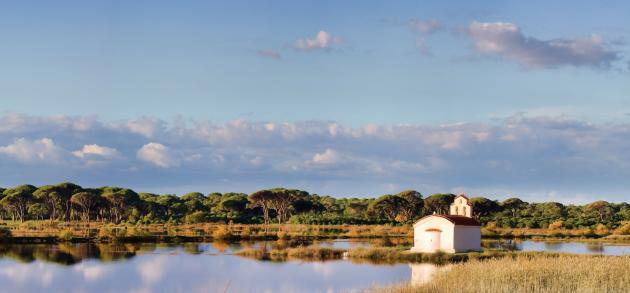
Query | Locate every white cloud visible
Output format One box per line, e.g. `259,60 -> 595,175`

125,117 -> 164,138
409,19 -> 441,34
0,263 -> 55,286
2,113 -> 630,201
415,38 -> 433,56
466,21 -> 620,69
312,148 -> 340,165
138,256 -> 167,285
408,19 -> 441,56
292,31 -> 343,52
73,144 -> 120,159
0,138 -> 63,163
74,263 -> 109,281
136,143 -> 180,168
256,49 -> 281,60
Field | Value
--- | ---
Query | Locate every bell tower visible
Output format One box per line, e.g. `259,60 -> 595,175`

450,194 -> 472,217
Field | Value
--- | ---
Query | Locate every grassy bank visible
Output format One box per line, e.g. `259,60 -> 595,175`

375,254 -> 630,293
234,245 -> 557,264
346,247 -> 561,264
235,246 -> 346,261
482,227 -> 618,239
0,221 -> 411,243
3,220 -> 629,244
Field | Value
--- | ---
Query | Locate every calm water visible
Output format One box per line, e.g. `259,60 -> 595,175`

484,239 -> 630,255
2,239 -> 630,293
0,240 -> 412,293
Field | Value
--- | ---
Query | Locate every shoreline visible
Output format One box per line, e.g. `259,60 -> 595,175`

3,221 -> 630,244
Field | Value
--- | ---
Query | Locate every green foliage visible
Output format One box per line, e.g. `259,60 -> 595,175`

370,194 -> 407,222
184,211 -> 210,224
424,194 -> 455,215
1,182 -> 630,229
57,229 -> 74,241
0,226 -> 11,240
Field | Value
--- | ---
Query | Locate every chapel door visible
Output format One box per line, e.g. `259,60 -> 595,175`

425,230 -> 441,252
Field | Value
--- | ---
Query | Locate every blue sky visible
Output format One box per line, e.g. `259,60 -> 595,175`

1,1 -> 630,202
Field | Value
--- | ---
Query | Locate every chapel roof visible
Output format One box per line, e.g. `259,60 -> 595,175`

414,214 -> 481,226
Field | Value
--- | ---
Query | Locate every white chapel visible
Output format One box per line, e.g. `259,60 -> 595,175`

410,194 -> 481,253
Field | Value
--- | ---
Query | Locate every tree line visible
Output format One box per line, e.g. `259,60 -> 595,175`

0,183 -> 628,229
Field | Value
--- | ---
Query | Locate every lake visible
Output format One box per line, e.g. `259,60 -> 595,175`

483,239 -> 630,255
0,240 -> 411,293
1,239 -> 630,293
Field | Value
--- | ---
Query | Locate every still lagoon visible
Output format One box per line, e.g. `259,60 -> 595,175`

1,239 -> 629,293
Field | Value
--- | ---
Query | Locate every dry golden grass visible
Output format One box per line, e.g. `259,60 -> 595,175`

235,246 -> 345,261
489,227 -> 599,238
377,254 -> 630,293
0,221 -> 410,240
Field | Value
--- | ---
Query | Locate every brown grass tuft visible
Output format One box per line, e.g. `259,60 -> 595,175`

375,254 -> 630,293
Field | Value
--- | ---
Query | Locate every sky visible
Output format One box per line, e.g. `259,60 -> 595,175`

1,1 -> 630,203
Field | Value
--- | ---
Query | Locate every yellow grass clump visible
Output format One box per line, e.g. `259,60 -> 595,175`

548,220 -> 564,230
235,246 -> 345,261
613,222 -> 630,235
378,254 -> 630,293
212,226 -> 235,240
57,229 -> 74,241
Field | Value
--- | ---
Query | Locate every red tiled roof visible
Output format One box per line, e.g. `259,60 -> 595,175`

414,214 -> 481,226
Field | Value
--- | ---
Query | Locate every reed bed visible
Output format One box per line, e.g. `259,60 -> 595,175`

0,221 -> 410,242
376,254 -> 630,293
346,247 -> 551,264
484,227 -> 601,239
234,246 -> 345,261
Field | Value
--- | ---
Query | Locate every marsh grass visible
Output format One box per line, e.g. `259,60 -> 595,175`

5,221 -> 629,244
376,254 -> 630,293
487,227 -> 603,239
347,247 -> 564,265
212,226 -> 235,240
57,229 -> 74,242
235,246 -> 345,261
0,221 -> 410,242
235,245 -> 549,265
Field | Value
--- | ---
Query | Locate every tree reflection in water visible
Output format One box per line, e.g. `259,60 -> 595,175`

586,243 -> 604,253
0,240 -> 317,265
0,243 -> 139,265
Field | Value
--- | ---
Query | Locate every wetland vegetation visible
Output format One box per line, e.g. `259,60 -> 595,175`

3,182 -> 630,291
375,254 -> 630,293
3,182 -> 630,245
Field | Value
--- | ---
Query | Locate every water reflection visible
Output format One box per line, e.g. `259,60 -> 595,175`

0,242 -> 411,293
409,263 -> 450,286
2,239 -> 630,292
0,243 -> 137,265
586,243 -> 604,253
3,239 -> 630,267
483,239 -> 630,255
543,242 -> 563,250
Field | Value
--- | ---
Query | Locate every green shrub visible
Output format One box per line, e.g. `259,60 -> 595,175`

57,229 -> 74,241
184,211 -> 209,224
97,226 -> 126,241
0,227 -> 11,240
